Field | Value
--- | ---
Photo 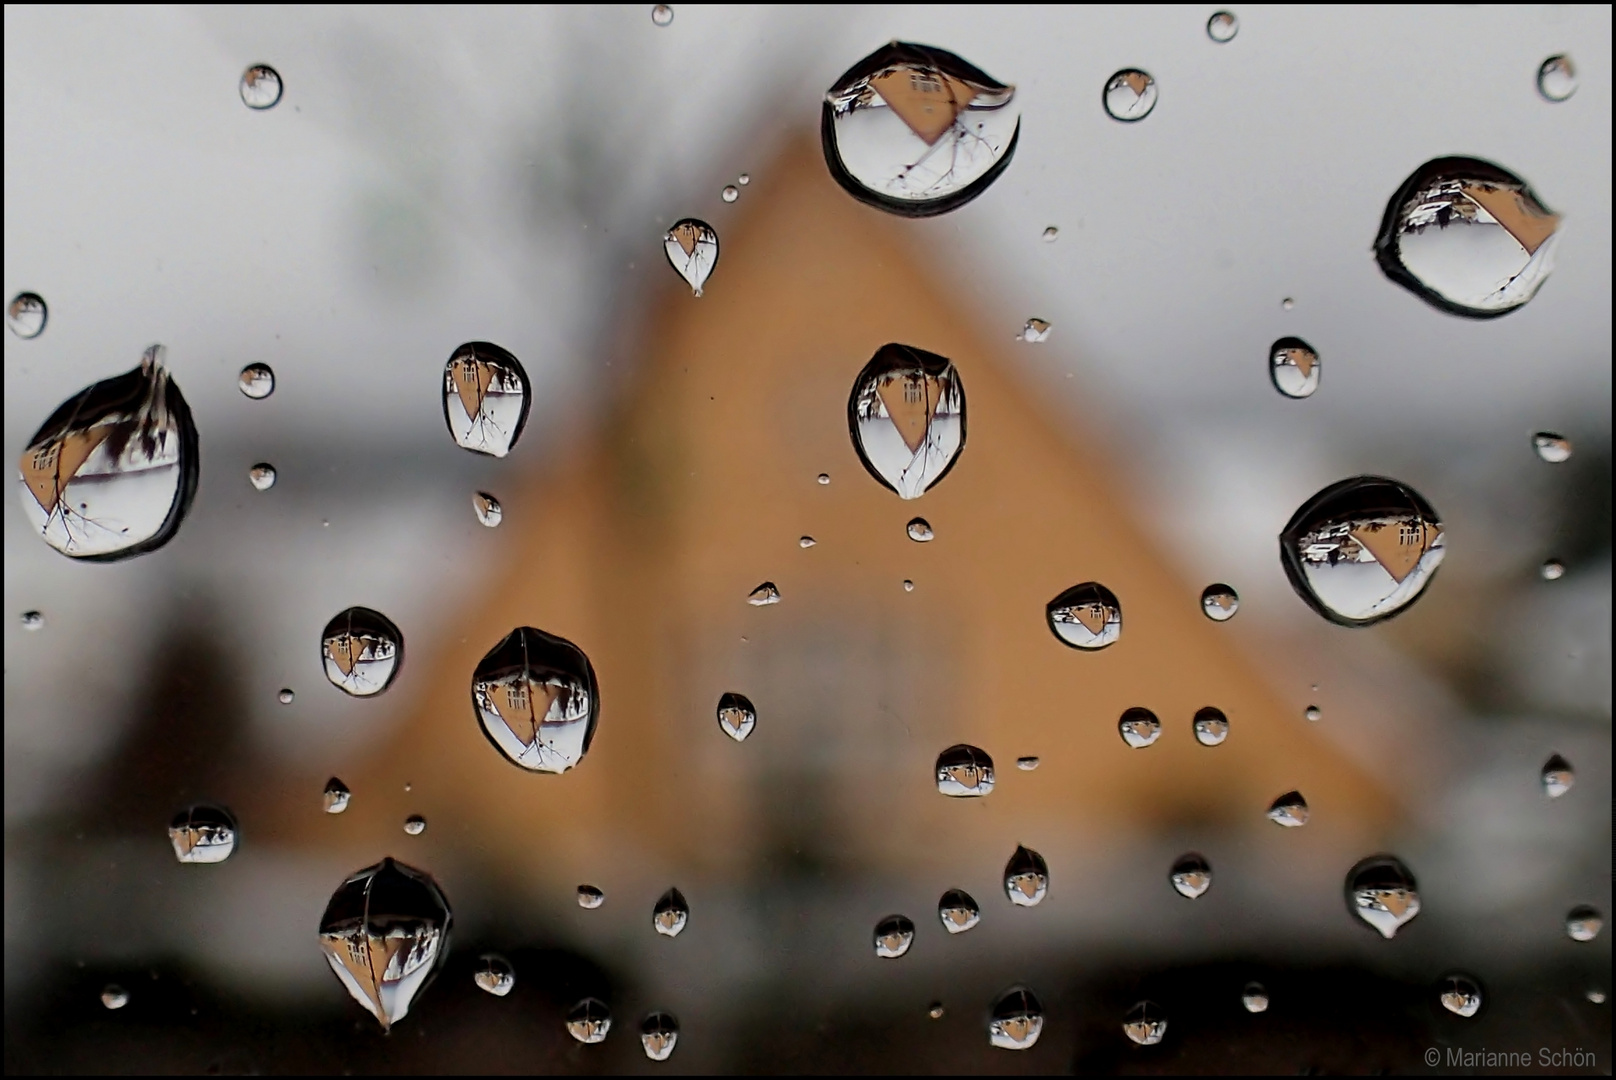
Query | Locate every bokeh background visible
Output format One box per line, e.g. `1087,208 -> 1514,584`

4,5 -> 1610,1074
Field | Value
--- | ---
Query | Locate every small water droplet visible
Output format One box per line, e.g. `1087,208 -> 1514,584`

937,889 -> 981,934
18,346 -> 198,561
874,914 -> 915,958
1103,69 -> 1157,122
935,744 -> 994,797
404,783 -> 412,792
1207,11 -> 1238,42
650,4 -> 673,27
474,954 -> 514,996
717,692 -> 756,742
1047,582 -> 1122,650
1018,318 -> 1051,343
1538,54 -> 1577,102
906,517 -> 934,542
101,984 -> 129,1010
278,688 -> 295,704
747,582 -> 781,606
323,778 -> 350,814
237,364 -> 275,400
403,815 -> 426,836
1016,756 -> 1039,771
473,491 -> 502,527
1200,584 -> 1240,622
799,535 -> 816,548
1192,706 -> 1229,746
641,1012 -> 679,1060
902,579 -> 914,592
1281,297 -> 1295,310
928,1002 -> 945,1019
989,987 -> 1044,1050
823,42 -> 1019,217
1566,905 -> 1603,942
1003,845 -> 1048,907
1269,337 -> 1321,399
817,473 -> 831,485
7,292 -> 47,338
1304,705 -> 1321,721
318,857 -> 451,1030
1376,157 -> 1561,317
239,64 -> 282,109
1540,559 -> 1566,580
1541,754 -> 1574,798
664,218 -> 719,296
1346,855 -> 1421,939
248,463 -> 277,491
1281,476 -> 1444,626
1439,974 -> 1482,1017
1267,790 -> 1309,827
321,607 -> 404,697
21,610 -> 43,630
566,998 -> 612,1043
1586,988 -> 1606,1004
1118,707 -> 1162,748
1170,853 -> 1212,899
168,805 -> 237,864
721,185 -> 739,203
1242,982 -> 1269,1013
653,887 -> 689,938
1532,431 -> 1573,462
577,884 -> 605,909
849,344 -> 966,499
472,627 -> 599,773
737,173 -> 750,185
1122,1001 -> 1167,1045
442,342 -> 531,458
1041,226 -> 1058,242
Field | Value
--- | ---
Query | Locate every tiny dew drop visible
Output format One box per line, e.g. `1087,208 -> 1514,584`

238,363 -> 275,400
721,185 -> 739,203
1346,855 -> 1421,939
1588,989 -> 1607,1004
928,1002 -> 945,1019
817,473 -> 831,485
1541,754 -> 1574,798
577,884 -> 605,909
319,858 -> 451,1030
403,815 -> 426,836
1169,853 -> 1212,899
1016,756 -> 1040,771
1267,790 -> 1309,827
239,64 -> 283,109
989,988 -> 1044,1050
937,889 -> 980,934
168,805 -> 238,864
1537,55 -> 1577,102
1003,844 -> 1048,906
799,535 -> 816,548
936,744 -> 995,797
1532,432 -> 1572,462
1018,318 -> 1051,343
278,688 -> 295,704
101,985 -> 129,1010
650,4 -> 673,27
1118,707 -> 1161,748
1269,337 -> 1320,399
1103,69 -> 1157,122
1200,584 -> 1239,621
1206,10 -> 1238,42
248,463 -> 277,491
1192,706 -> 1228,746
321,607 -> 404,697
653,887 -> 689,937
1281,297 -> 1295,310
1439,974 -> 1483,1018
716,692 -> 756,742
1540,559 -> 1565,580
737,173 -> 750,185
1242,982 -> 1269,1013
7,292 -> 47,338
1047,582 -> 1122,650
906,517 -> 934,542
1041,226 -> 1058,242
903,579 -> 914,592
21,610 -> 44,630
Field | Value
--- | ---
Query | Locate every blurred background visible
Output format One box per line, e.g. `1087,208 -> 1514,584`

4,4 -> 1610,1074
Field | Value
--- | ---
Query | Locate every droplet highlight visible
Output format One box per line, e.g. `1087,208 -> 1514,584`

248,463 -> 276,491
474,954 -> 514,997
717,692 -> 756,742
1537,55 -> 1577,102
101,985 -> 129,1010
935,744 -> 995,796
472,626 -> 599,773
1019,318 -> 1051,343
321,606 -> 403,698
1269,337 -> 1320,399
1439,974 -> 1482,1018
7,292 -> 47,339
746,582 -> 781,606
937,889 -> 981,934
1170,853 -> 1212,899
906,517 -> 934,542
1541,754 -> 1574,799
874,914 -> 915,958
1003,845 -> 1048,907
848,343 -> 966,499
239,64 -> 282,109
989,988 -> 1044,1050
442,342 -> 531,458
641,1012 -> 679,1060
168,805 -> 238,864
1242,982 -> 1269,1013
323,777 -> 351,814
1206,11 -> 1238,42
1122,1001 -> 1167,1045
653,888 -> 689,938
1200,583 -> 1239,621
1047,582 -> 1122,650
318,857 -> 451,1030
1103,69 -> 1157,122
1566,906 -> 1603,942
1118,707 -> 1162,748
663,218 -> 719,296
403,815 -> 426,836
1346,855 -> 1421,939
1267,790 -> 1309,827
1533,432 -> 1573,463
1193,706 -> 1229,746
473,491 -> 502,527
577,885 -> 605,909
566,998 -> 612,1044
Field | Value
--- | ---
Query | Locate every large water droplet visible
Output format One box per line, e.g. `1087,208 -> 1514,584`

1207,11 -> 1239,42
1280,476 -> 1444,626
403,815 -> 426,836
1346,855 -> 1421,939
1118,707 -> 1162,748
101,984 -> 129,1010
907,517 -> 934,542
566,998 -> 611,1044
717,692 -> 756,742
442,342 -> 531,458
1533,432 -> 1573,463
1193,706 -> 1228,746
1003,845 -> 1048,907
653,888 -> 689,937
1170,853 -> 1212,899
746,582 -> 781,606
1375,157 -> 1561,317
641,1012 -> 679,1060
1242,982 -> 1269,1013
473,491 -> 502,527
1541,754 -> 1574,798
1269,337 -> 1320,399
935,744 -> 995,797
1267,790 -> 1309,827
989,988 -> 1044,1050
168,805 -> 238,864
650,4 -> 673,27
8,292 -> 47,338
577,884 -> 605,909
938,889 -> 981,934
318,857 -> 451,1030
1566,906 -> 1603,942
323,777 -> 351,814
237,363 -> 275,400
1016,756 -> 1040,771
848,343 -> 966,499
240,64 -> 282,109
474,954 -> 515,997
1018,318 -> 1051,343
248,463 -> 276,491
663,219 -> 719,296
21,610 -> 44,630
17,346 -> 198,561
1103,69 -> 1157,122
1047,582 -> 1122,650
472,627 -> 599,773
1537,55 -> 1577,102
1200,584 -> 1239,621
1122,1001 -> 1167,1045
721,185 -> 739,203
1540,559 -> 1566,581
1439,974 -> 1482,1018
874,914 -> 915,958
321,607 -> 403,698
822,42 -> 1019,217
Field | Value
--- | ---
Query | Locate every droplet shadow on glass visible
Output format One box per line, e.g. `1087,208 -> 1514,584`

8,292 -> 47,338
168,805 -> 238,864
318,857 -> 451,1031
321,606 -> 403,698
873,914 -> 915,958
1103,69 -> 1157,122
1003,845 -> 1048,907
1269,336 -> 1320,399
989,987 -> 1044,1050
935,744 -> 994,797
1118,707 -> 1161,748
663,219 -> 719,296
441,342 -> 531,458
1345,855 -> 1421,939
653,888 -> 689,938
848,343 -> 966,499
1047,582 -> 1122,650
471,626 -> 599,773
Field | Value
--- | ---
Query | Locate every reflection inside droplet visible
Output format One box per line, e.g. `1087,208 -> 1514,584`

7,292 -> 47,339
566,998 -> 612,1043
474,954 -> 515,997
1047,582 -> 1122,650
168,805 -> 238,864
1269,337 -> 1320,399
239,64 -> 282,109
1267,790 -> 1309,827
321,607 -> 404,698
1537,55 -> 1577,102
318,857 -> 451,1030
1200,584 -> 1239,621
248,463 -> 276,491
874,914 -> 915,958
717,692 -> 757,742
237,363 -> 275,400
1541,754 -> 1574,799
653,888 -> 689,937
1440,974 -> 1483,1017
473,491 -> 502,527
1193,706 -> 1229,746
472,626 -> 599,774
1242,982 -> 1269,1013
641,1012 -> 679,1060
1170,853 -> 1212,899
1566,906 -> 1603,942
937,889 -> 981,934
1103,69 -> 1157,121
442,342 -> 531,458
323,777 -> 351,814
1003,845 -> 1048,907
1118,707 -> 1161,748
989,987 -> 1044,1050
1346,855 -> 1421,939
935,744 -> 994,796
1123,1001 -> 1167,1045
664,218 -> 719,296
849,343 -> 966,499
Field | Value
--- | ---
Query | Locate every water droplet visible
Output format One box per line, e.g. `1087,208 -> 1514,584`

816,473 -> 831,485
101,984 -> 129,1010
566,998 -> 612,1043
737,173 -> 750,186
237,363 -> 275,400
1170,853 -> 1212,899
323,777 -> 351,814
822,42 -> 1019,217
474,954 -> 514,997
1532,432 -> 1573,462
7,292 -> 47,338
318,857 -> 451,1030
1206,11 -> 1239,42
1541,754 -> 1574,798
473,491 -> 502,527
168,805 -> 237,864
935,744 -> 994,797
937,889 -> 981,934
1103,69 -> 1157,122
1346,856 -> 1421,939
472,627 -> 600,773
650,4 -> 673,27
1200,584 -> 1239,621
321,607 -> 404,698
721,185 -> 739,203
1192,706 -> 1229,746
403,815 -> 426,836
747,582 -> 781,606
641,1012 -> 679,1060
1242,982 -> 1269,1013
442,342 -> 531,458
874,914 -> 915,958
717,692 -> 756,741
1304,705 -> 1321,721
928,1002 -> 945,1019
1566,905 -> 1603,942
1122,1001 -> 1167,1045
902,579 -> 915,592
278,688 -> 295,704
577,885 -> 605,909
653,888 -> 689,938
17,346 -> 198,561
248,463 -> 277,491
1041,226 -> 1058,242
239,64 -> 282,109
1003,845 -> 1048,907
1262,790 -> 1309,828
663,218 -> 719,296
906,517 -> 934,542
1269,337 -> 1321,399
1375,157 -> 1561,317
1280,476 -> 1444,626
849,343 -> 966,499
1018,318 -> 1051,343
799,535 -> 816,548
1538,54 -> 1577,102
21,610 -> 43,630
1118,707 -> 1162,748
1587,988 -> 1606,1004
1540,559 -> 1566,581
989,988 -> 1044,1050
1439,974 -> 1482,1018
1047,582 -> 1122,650
1281,297 -> 1295,310
1016,756 -> 1039,771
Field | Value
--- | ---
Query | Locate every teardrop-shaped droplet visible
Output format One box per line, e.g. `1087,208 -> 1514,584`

1280,476 -> 1444,626
474,954 -> 515,997
1346,855 -> 1421,939
1122,1001 -> 1167,1045
1304,704 -> 1321,721
168,805 -> 238,864
874,914 -> 915,958
907,517 -> 934,542
1537,55 -> 1577,102
822,42 -> 1019,217
1019,318 -> 1051,343
248,463 -> 276,491
1104,69 -> 1157,122
566,998 -> 612,1044
441,342 -> 531,458
1242,982 -> 1269,1013
641,1012 -> 679,1060
1532,432 -> 1573,463
472,627 -> 599,773
1016,755 -> 1040,771
1003,845 -> 1048,907
8,292 -> 47,338
717,692 -> 756,741
653,887 -> 689,938
1541,754 -> 1574,799
17,346 -> 199,561
237,363 -> 275,400
1439,974 -> 1482,1018
1047,582 -> 1122,650
21,610 -> 44,630
101,984 -> 129,1010
1200,584 -> 1239,621
746,582 -> 781,606
849,343 -> 966,499
1118,707 -> 1161,748
323,777 -> 351,814
1269,337 -> 1320,399
935,744 -> 995,797
650,4 -> 673,27
663,218 -> 719,296
321,607 -> 403,698
1267,790 -> 1309,827
1375,157 -> 1561,317
240,64 -> 282,109
473,491 -> 502,527
577,884 -> 605,908
403,815 -> 426,836
1170,853 -> 1212,899
721,185 -> 739,203
989,987 -> 1044,1050
1207,11 -> 1238,42
937,889 -> 981,934
1192,706 -> 1229,746
1566,905 -> 1604,942
318,857 -> 451,1031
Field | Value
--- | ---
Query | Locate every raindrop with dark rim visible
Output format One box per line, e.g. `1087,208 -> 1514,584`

318,857 -> 451,1030
441,342 -> 530,458
849,343 -> 966,499
320,607 -> 403,698
471,627 -> 599,773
